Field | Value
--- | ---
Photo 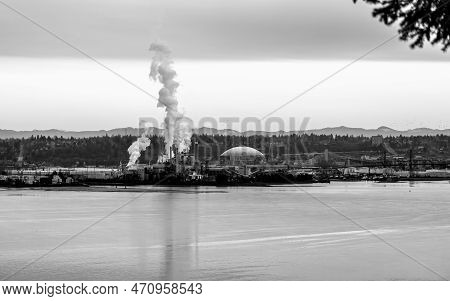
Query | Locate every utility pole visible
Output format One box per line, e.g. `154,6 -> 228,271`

409,149 -> 413,177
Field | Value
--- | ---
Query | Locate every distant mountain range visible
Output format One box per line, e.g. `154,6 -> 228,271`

1,126 -> 449,139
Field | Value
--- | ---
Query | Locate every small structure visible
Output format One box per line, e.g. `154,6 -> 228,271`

52,175 -> 62,185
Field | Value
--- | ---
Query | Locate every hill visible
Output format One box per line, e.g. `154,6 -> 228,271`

1,126 -> 449,139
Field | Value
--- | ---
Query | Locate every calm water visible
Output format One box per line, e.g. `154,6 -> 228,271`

1,181 -> 449,280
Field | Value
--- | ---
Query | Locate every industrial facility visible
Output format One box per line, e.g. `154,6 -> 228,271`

1,134 -> 450,187
0,144 -> 333,187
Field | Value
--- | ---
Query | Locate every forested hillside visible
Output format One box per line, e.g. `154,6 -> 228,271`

0,134 -> 448,167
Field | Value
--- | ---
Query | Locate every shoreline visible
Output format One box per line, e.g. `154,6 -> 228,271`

1,180 -> 449,193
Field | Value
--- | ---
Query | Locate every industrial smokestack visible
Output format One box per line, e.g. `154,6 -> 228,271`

149,43 -> 192,158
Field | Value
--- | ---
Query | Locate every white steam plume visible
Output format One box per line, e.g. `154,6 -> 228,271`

149,43 -> 192,157
126,134 -> 151,167
174,117 -> 192,153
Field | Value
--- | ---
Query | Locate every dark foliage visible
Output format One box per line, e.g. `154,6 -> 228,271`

0,135 -> 163,167
0,134 -> 449,168
354,0 -> 450,51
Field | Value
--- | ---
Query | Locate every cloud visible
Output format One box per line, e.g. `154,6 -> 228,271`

0,0 -> 448,60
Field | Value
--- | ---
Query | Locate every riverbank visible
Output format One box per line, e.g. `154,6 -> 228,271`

1,179 -> 448,194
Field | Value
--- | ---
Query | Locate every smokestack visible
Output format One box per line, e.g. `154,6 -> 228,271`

149,43 -> 192,159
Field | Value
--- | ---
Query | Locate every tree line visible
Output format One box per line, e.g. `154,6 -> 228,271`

0,134 -> 448,167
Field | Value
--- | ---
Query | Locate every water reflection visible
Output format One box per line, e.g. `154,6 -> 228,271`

159,189 -> 199,280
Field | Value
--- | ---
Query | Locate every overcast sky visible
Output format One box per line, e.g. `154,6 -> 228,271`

1,0 -> 449,131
